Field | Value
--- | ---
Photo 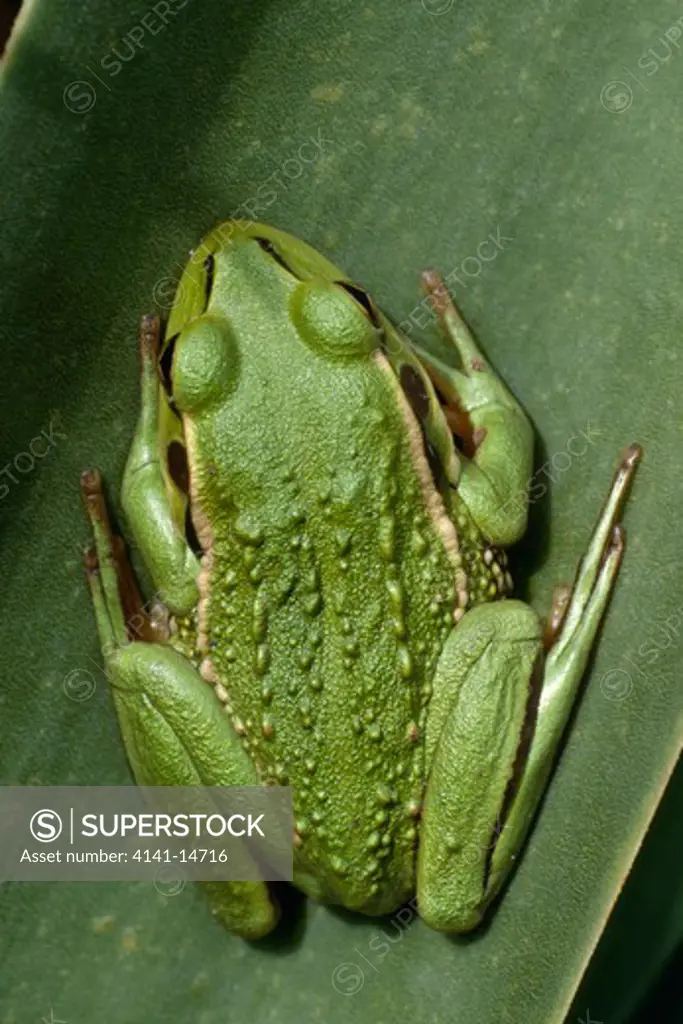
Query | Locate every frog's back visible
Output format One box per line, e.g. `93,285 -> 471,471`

182,240 -> 465,912
191,361 -> 469,911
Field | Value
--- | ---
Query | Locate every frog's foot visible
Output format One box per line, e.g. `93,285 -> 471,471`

81,470 -> 279,940
81,469 -> 169,650
544,443 -> 641,666
418,445 -> 641,932
505,446 -> 640,901
540,444 -> 642,649
412,271 -> 534,546
480,446 -> 642,904
82,469 -> 133,653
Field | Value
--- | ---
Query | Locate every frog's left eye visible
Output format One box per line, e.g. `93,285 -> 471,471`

172,316 -> 240,414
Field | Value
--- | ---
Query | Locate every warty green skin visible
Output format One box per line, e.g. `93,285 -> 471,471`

83,220 -> 640,937
176,238 -> 461,914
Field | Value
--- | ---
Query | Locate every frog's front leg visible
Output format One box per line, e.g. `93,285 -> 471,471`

414,272 -> 534,546
81,470 -> 278,940
417,446 -> 640,932
121,314 -> 200,615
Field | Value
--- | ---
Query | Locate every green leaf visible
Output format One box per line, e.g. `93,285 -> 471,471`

0,2 -> 679,1022
572,755 -> 683,1023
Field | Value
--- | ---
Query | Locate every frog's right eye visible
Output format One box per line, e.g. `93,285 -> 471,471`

171,316 -> 240,414
290,279 -> 381,359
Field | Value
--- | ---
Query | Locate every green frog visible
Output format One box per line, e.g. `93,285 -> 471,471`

81,220 -> 640,939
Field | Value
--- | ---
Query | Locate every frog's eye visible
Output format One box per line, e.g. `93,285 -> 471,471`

334,280 -> 381,329
254,236 -> 299,276
172,316 -> 240,414
290,279 -> 381,359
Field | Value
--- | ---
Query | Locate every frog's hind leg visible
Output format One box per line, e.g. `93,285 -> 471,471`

417,445 -> 641,932
417,598 -> 542,933
413,272 -> 534,546
480,445 -> 641,906
121,314 -> 200,616
81,470 -> 279,940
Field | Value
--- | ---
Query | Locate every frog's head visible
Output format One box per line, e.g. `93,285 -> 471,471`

163,220 -> 384,398
156,220 -> 461,536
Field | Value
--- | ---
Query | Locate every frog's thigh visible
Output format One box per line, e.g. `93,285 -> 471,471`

106,642 -> 279,940
417,600 -> 541,933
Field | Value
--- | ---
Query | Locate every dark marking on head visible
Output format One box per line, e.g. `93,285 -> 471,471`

158,332 -> 180,414
167,440 -> 190,494
254,236 -> 298,276
400,363 -> 430,422
203,253 -> 215,309
335,280 -> 381,329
